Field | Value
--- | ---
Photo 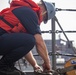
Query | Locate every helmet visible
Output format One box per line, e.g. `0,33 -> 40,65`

41,0 -> 56,23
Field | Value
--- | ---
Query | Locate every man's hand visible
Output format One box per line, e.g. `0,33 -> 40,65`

42,62 -> 51,71
34,34 -> 52,72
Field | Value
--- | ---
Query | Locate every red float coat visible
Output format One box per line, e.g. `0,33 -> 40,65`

0,0 -> 42,33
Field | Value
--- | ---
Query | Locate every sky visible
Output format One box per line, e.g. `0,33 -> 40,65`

0,0 -> 76,47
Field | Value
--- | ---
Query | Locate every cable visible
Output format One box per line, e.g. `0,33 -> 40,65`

41,30 -> 76,33
56,8 -> 76,12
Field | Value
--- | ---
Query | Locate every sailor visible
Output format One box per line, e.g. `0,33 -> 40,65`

0,0 -> 55,75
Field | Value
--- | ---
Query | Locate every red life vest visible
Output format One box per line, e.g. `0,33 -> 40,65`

0,0 -> 42,33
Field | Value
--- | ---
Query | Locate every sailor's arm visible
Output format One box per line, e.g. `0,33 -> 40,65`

34,34 -> 51,70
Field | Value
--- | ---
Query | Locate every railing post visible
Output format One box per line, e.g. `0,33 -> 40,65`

51,15 -> 56,70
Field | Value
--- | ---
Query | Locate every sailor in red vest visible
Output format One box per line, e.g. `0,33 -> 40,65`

0,0 -> 55,75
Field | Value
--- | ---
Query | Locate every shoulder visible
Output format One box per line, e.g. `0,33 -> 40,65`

12,6 -> 39,24
12,6 -> 37,18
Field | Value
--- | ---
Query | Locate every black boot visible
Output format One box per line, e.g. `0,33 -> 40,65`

11,66 -> 26,75
0,66 -> 20,75
9,64 -> 26,75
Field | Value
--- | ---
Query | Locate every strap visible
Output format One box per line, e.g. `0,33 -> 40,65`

0,16 -> 14,28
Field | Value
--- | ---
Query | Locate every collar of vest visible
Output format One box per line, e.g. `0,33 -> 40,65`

10,0 -> 42,24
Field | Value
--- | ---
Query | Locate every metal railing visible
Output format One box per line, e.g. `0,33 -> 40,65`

14,2 -> 76,72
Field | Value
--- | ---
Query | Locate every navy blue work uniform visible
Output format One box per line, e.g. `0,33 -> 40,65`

0,6 -> 41,67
